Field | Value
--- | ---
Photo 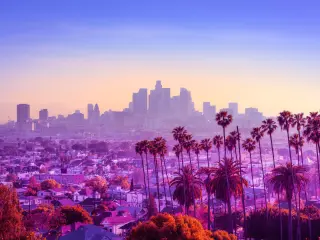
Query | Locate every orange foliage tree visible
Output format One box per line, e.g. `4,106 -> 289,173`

0,185 -> 23,239
40,179 -> 61,190
127,213 -> 236,240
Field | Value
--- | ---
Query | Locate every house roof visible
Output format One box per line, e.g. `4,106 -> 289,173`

59,224 -> 118,240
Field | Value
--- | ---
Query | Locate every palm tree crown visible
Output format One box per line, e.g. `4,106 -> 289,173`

251,127 -> 264,142
242,138 -> 256,153
289,134 -> 304,155
277,111 -> 293,131
292,113 -> 306,132
216,111 -> 233,128
261,118 -> 278,135
213,135 -> 223,149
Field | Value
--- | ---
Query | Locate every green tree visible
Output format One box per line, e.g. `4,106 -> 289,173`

40,179 -> 61,190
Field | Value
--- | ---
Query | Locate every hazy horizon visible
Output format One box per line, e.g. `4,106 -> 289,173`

1,0 -> 320,123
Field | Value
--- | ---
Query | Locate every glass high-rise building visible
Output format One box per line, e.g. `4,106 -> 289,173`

17,104 -> 30,123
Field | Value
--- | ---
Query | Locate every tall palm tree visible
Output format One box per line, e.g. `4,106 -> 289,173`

261,118 -> 283,240
135,141 -> 148,202
141,140 -> 151,199
198,166 -> 216,230
304,113 -> 320,185
251,127 -> 268,211
148,138 -> 161,212
292,113 -> 306,165
277,111 -> 302,240
193,141 -> 202,170
216,110 -> 233,233
170,165 -> 202,215
268,163 -> 308,240
173,144 -> 182,173
289,134 -> 304,166
210,158 -> 248,232
236,126 -> 247,239
201,138 -> 213,168
213,135 -> 223,164
158,138 -> 173,208
156,137 -> 168,207
225,135 -> 235,159
183,134 -> 197,216
242,138 -> 257,211
172,126 -> 188,213
229,131 -> 240,161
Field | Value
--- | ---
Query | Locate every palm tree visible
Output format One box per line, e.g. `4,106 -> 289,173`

229,131 -> 240,161
216,111 -> 233,233
251,127 -> 268,211
292,113 -> 306,165
198,166 -> 216,230
158,138 -> 173,208
201,138 -> 213,168
210,158 -> 248,232
242,138 -> 257,211
173,144 -> 182,173
172,126 -> 188,213
148,138 -> 161,212
261,118 -> 283,240
141,140 -> 151,199
193,141 -> 202,170
277,111 -> 303,240
183,134 -> 197,216
225,136 -> 235,159
235,126 -> 247,239
268,163 -> 308,240
156,137 -> 168,207
135,141 -> 148,202
170,165 -> 202,215
289,134 -> 304,166
304,113 -> 320,185
213,135 -> 223,164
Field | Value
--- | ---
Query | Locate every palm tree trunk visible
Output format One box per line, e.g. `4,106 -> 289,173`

180,147 -> 187,214
145,153 -> 151,199
223,127 -> 233,234
196,154 -> 200,170
286,129 -> 300,240
160,156 -> 168,207
154,155 -> 161,213
288,198 -> 293,240
217,147 -> 221,164
316,143 -> 320,188
296,152 -> 302,240
269,133 -> 283,240
177,155 -> 181,174
249,152 -> 257,211
188,152 -> 196,217
258,141 -> 268,213
140,154 -> 148,203
163,156 -> 173,209
230,149 -> 233,159
207,151 -> 210,168
207,182 -> 211,230
236,126 -> 246,240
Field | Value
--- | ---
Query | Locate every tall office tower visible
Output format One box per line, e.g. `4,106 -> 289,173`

203,102 -> 217,120
39,109 -> 48,121
149,80 -> 171,117
132,88 -> 148,114
17,104 -> 31,131
17,104 -> 30,123
94,104 -> 100,120
87,104 -> 94,120
229,102 -> 239,117
179,88 -> 194,117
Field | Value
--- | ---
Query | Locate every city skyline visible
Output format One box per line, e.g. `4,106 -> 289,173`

2,1 -> 320,122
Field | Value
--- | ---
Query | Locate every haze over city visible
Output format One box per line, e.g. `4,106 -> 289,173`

1,1 -> 320,122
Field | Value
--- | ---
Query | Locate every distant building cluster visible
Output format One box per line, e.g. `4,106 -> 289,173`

6,80 -> 264,137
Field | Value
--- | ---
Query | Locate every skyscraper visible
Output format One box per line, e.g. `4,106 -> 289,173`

87,104 -> 94,120
132,88 -> 148,114
203,102 -> 216,120
229,102 -> 239,117
149,80 -> 171,117
94,104 -> 100,123
17,104 -> 30,123
39,109 -> 48,121
179,88 -> 194,117
17,104 -> 31,131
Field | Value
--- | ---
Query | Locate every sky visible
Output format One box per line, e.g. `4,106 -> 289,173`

1,0 -> 320,123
